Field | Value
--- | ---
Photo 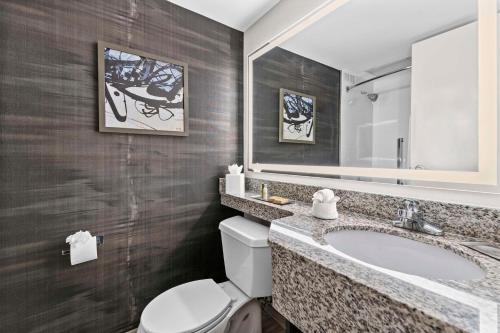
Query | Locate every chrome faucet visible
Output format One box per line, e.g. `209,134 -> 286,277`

392,200 -> 443,236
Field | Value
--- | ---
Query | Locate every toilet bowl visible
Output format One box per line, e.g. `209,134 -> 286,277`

138,216 -> 272,333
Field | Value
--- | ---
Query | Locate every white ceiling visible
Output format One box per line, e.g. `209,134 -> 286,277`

281,0 -> 479,76
168,0 -> 280,31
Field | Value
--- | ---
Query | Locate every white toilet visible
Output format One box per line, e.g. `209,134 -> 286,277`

138,216 -> 272,333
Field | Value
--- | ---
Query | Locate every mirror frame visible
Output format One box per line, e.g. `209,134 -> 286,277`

246,0 -> 497,185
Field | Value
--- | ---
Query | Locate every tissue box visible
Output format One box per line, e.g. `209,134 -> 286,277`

225,174 -> 245,196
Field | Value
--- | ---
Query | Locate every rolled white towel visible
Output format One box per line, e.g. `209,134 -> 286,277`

312,189 -> 335,203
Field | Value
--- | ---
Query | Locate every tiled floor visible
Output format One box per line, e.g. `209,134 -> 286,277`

262,303 -> 286,333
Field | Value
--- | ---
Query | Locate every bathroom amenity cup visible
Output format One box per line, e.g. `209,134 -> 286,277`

312,197 -> 340,220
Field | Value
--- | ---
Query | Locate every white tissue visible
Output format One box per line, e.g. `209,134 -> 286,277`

66,230 -> 97,265
312,189 -> 335,203
66,230 -> 91,246
228,164 -> 243,175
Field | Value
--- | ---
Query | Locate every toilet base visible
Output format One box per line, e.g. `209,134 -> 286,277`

196,281 -> 262,333
224,299 -> 261,333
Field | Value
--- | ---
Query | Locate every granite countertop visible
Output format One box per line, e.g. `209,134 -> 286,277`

220,191 -> 500,333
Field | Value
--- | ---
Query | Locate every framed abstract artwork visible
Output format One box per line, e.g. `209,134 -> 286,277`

98,41 -> 188,136
279,88 -> 316,144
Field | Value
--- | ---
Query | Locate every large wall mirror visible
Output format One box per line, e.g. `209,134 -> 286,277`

248,0 -> 498,185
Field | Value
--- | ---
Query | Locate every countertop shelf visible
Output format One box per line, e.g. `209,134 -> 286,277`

221,191 -> 500,333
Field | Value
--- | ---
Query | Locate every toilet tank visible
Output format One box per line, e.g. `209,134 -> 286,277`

219,216 -> 272,298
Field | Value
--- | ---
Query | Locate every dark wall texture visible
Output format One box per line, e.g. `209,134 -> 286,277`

0,1 -> 242,332
252,47 -> 341,166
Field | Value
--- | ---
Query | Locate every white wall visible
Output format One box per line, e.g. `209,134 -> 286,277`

410,20 -> 479,172
372,71 -> 411,170
340,70 -> 411,186
244,0 -> 500,208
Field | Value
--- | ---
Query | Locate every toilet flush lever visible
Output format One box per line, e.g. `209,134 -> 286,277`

61,235 -> 104,255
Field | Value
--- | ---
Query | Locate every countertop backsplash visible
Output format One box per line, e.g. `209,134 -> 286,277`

220,177 -> 500,243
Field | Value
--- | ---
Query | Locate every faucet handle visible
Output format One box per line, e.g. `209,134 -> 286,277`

394,200 -> 443,236
397,208 -> 406,219
403,200 -> 418,212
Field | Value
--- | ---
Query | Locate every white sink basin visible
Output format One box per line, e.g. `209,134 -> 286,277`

325,230 -> 485,281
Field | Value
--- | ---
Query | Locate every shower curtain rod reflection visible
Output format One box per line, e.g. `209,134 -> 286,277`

346,66 -> 412,92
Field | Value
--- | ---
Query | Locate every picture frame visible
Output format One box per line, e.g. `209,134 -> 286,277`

98,41 -> 189,136
279,88 -> 316,144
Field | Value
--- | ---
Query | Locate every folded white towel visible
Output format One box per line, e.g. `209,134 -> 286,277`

312,189 -> 335,203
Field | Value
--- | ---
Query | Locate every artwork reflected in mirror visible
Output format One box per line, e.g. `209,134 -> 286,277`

279,88 -> 316,144
252,46 -> 341,166
98,42 -> 189,136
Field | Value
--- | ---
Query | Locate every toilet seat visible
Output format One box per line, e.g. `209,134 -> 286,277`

139,279 -> 232,333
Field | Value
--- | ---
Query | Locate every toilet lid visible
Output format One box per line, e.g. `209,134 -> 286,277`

140,279 -> 232,333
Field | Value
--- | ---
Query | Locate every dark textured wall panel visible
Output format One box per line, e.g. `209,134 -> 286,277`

252,47 -> 341,166
0,1 -> 242,332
